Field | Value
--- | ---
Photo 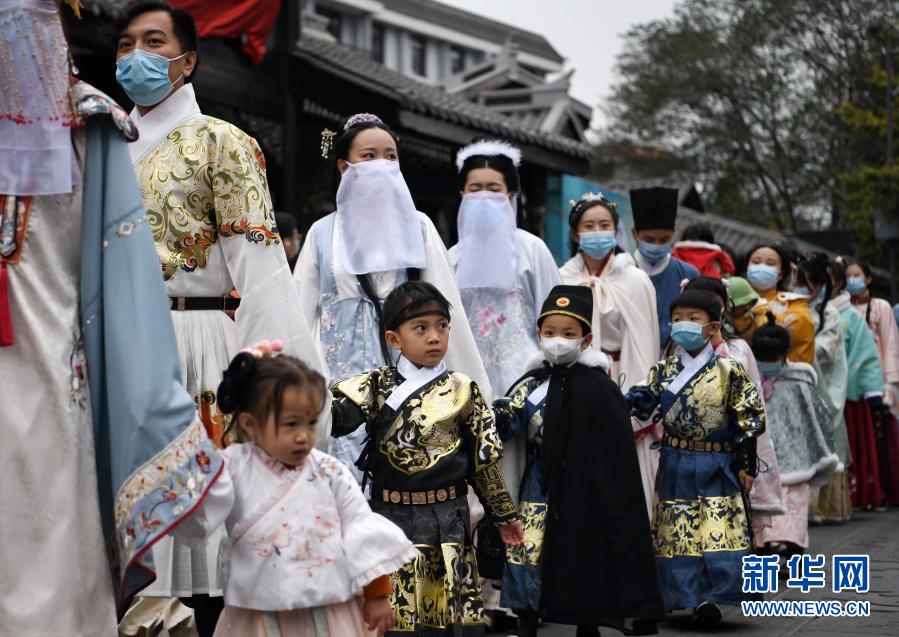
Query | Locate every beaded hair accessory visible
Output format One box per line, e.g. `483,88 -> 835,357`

343,112 -> 383,130
568,191 -> 618,223
320,113 -> 386,158
455,139 -> 522,172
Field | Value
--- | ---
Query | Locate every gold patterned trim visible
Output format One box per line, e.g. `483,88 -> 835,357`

539,308 -> 591,326
654,494 -> 750,558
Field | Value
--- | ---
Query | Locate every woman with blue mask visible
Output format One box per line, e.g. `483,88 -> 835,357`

846,261 -> 899,504
828,261 -> 888,511
559,193 -> 661,517
751,314 -> 837,566
744,244 -> 815,365
629,187 -> 699,351
626,289 -> 766,628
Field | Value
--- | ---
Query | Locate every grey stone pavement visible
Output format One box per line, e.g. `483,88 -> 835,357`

489,508 -> 899,637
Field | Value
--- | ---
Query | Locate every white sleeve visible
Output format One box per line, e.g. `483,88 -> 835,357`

170,458 -> 235,547
332,460 -> 416,591
522,231 -> 562,311
419,214 -> 494,402
293,220 -> 323,335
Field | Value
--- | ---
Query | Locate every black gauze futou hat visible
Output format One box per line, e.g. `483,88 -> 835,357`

539,285 -> 593,333
630,186 -> 679,231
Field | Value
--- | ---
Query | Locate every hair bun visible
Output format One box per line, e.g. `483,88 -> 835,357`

765,311 -> 776,326
217,352 -> 257,414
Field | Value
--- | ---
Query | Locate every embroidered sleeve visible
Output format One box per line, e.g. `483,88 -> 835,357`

463,381 -> 517,524
727,361 -> 765,440
493,377 -> 534,441
625,361 -> 665,421
331,371 -> 377,437
473,463 -> 518,525
464,380 -> 503,473
213,123 -> 279,245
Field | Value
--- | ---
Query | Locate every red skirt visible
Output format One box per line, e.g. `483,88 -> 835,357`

845,400 -> 885,508
874,411 -> 899,506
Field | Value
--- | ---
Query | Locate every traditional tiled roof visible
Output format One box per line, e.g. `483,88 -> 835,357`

294,35 -> 592,161
379,0 -> 564,64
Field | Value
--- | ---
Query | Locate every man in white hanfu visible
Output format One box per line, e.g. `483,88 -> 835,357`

294,113 -> 492,479
113,3 -> 324,629
0,3 -> 223,635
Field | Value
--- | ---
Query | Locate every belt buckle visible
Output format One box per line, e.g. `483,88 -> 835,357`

177,297 -> 186,311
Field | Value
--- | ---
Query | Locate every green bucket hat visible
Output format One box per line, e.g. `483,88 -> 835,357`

726,276 -> 759,307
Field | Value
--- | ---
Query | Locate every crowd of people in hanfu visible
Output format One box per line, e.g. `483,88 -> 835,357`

2,2 -> 898,637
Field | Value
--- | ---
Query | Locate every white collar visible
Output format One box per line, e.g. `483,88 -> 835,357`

524,346 -> 610,372
668,343 -> 715,396
386,355 -> 447,411
128,84 -> 203,165
633,250 -> 671,276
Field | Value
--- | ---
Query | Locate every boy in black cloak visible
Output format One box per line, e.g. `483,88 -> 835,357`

494,285 -> 664,637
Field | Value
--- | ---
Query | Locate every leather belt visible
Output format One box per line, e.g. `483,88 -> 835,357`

665,434 -> 732,453
169,296 -> 241,311
376,483 -> 467,505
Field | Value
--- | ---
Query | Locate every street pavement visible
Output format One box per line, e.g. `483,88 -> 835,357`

489,508 -> 899,637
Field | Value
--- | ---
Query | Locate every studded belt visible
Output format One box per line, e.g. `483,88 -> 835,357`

169,296 -> 241,311
376,483 -> 467,505
664,434 -> 732,453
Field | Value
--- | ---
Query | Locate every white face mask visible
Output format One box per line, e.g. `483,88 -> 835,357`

540,336 -> 585,365
335,159 -> 426,275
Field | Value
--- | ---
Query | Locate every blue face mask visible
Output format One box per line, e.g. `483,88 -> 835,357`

637,240 -> 672,265
115,49 -> 188,107
579,231 -> 618,260
670,321 -> 711,352
846,277 -> 866,297
757,360 -> 784,378
747,264 -> 779,291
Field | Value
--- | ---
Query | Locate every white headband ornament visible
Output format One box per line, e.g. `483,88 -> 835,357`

455,140 -> 522,172
344,112 -> 383,130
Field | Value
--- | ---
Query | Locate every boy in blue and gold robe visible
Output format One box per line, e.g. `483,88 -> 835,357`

495,285 -> 664,637
626,289 -> 766,627
330,281 -> 523,636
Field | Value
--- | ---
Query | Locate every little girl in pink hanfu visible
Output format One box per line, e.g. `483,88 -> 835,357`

173,342 -> 417,636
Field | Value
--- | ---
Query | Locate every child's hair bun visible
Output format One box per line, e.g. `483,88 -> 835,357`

765,311 -> 776,326
217,352 -> 257,414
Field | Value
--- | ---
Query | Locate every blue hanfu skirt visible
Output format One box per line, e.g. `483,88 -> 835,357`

653,446 -> 758,610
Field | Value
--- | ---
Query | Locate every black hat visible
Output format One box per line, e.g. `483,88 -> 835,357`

538,285 -> 593,333
630,187 -> 679,231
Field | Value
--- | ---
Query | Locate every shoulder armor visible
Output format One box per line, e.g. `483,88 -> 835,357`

72,81 -> 138,142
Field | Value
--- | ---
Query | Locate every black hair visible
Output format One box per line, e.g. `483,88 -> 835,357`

568,199 -> 620,257
745,243 -> 793,291
116,1 -> 199,83
274,212 -> 298,237
333,116 -> 399,161
751,312 -> 791,362
383,281 -> 452,332
829,258 -> 847,293
796,252 -> 832,334
669,289 -> 723,322
537,312 -> 592,336
680,222 -> 715,243
456,142 -> 521,194
684,276 -> 731,328
217,354 -> 326,446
